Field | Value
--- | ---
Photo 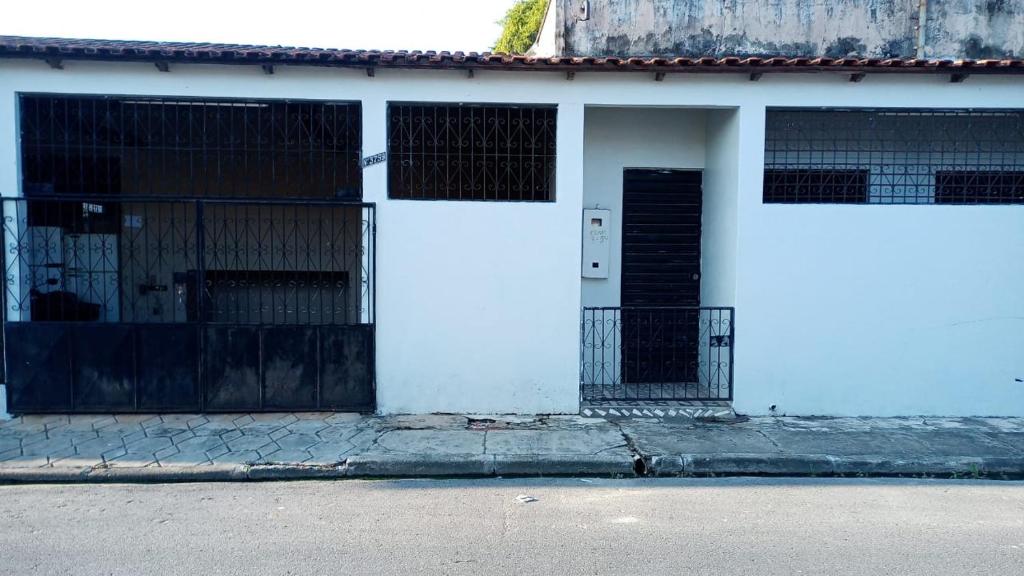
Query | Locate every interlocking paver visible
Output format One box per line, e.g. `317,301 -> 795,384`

285,420 -> 330,435
158,414 -> 194,425
141,415 -> 165,429
41,444 -> 78,466
123,436 -> 172,454
294,412 -> 335,420
219,429 -> 244,443
250,413 -> 298,425
0,436 -> 21,454
92,421 -> 145,436
231,414 -> 255,427
226,434 -> 274,453
101,445 -> 128,462
25,415 -> 70,430
324,413 -> 362,425
50,453 -> 104,467
274,433 -> 319,451
0,454 -> 49,467
143,424 -> 190,438
186,415 -> 210,430
87,415 -> 117,430
111,415 -> 151,425
105,452 -> 156,467
46,428 -> 100,444
61,416 -> 109,431
122,430 -> 148,445
20,432 -> 54,447
154,445 -> 180,461
316,425 -> 361,442
190,423 -> 237,437
237,422 -> 289,436
257,448 -> 312,464
20,438 -> 75,458
211,450 -> 260,465
73,436 -> 127,459
0,446 -> 23,462
205,444 -> 230,460
305,442 -> 349,464
156,450 -> 212,466
174,435 -> 228,454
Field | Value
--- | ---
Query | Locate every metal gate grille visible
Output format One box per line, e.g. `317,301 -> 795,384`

581,307 -> 734,402
2,196 -> 375,413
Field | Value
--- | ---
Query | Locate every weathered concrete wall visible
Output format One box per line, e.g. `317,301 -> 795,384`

926,0 -> 1024,58
553,0 -> 1024,59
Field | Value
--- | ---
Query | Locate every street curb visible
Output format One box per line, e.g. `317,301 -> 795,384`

493,454 -> 635,476
344,454 -> 495,477
2,453 -> 1022,483
645,453 -> 1024,478
0,454 -> 636,483
0,464 -> 247,483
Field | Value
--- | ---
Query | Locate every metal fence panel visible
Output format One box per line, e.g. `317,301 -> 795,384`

581,306 -> 734,402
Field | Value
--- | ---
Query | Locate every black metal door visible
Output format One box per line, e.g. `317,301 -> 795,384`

620,169 -> 702,384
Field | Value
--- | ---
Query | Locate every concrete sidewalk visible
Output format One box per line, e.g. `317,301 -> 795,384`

1,412 -> 1023,482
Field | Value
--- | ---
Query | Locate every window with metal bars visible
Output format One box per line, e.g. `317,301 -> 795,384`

387,103 -> 557,201
935,171 -> 1024,204
763,169 -> 869,203
19,94 -> 363,199
764,109 -> 1024,205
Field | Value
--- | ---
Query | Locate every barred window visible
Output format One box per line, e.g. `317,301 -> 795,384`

387,103 -> 557,201
764,109 -> 1024,205
19,94 -> 363,199
935,171 -> 1024,204
763,169 -> 868,203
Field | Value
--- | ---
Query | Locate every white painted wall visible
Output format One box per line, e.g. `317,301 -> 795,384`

701,109 -> 740,307
0,58 -> 1022,416
581,107 -> 707,308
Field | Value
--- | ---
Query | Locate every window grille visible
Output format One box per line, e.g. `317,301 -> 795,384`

19,94 -> 363,199
764,109 -> 1024,204
763,169 -> 868,203
935,171 -> 1024,204
387,103 -> 557,201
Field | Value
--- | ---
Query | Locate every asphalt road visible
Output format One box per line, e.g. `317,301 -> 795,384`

1,478 -> 1022,575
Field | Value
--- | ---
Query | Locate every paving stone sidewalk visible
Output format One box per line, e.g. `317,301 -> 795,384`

1,413 -> 1023,481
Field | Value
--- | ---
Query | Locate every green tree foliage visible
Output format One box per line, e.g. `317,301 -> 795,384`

494,0 -> 547,54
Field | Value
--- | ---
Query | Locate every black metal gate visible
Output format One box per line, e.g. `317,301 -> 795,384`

2,196 -> 375,413
620,169 -> 703,386
580,306 -> 734,402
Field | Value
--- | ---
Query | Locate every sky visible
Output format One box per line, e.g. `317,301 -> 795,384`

2,0 -> 519,52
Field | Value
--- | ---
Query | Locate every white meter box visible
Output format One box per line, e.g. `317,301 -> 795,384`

582,209 -> 611,278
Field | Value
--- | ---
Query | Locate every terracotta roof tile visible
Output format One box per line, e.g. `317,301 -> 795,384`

2,36 -> 1023,75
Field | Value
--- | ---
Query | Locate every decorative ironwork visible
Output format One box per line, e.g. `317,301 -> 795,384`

387,103 -> 557,201
580,307 -> 734,402
2,197 -> 373,326
765,109 -> 1024,204
19,94 -> 363,199
1,196 -> 375,413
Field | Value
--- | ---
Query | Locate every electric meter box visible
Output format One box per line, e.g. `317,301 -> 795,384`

582,209 -> 611,279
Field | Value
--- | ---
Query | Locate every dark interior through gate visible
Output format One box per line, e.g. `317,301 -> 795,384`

3,94 -> 375,413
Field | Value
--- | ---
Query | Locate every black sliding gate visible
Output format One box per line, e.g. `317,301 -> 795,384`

2,197 -> 375,413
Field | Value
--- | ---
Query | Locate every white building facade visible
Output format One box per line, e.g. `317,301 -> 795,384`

0,38 -> 1022,418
